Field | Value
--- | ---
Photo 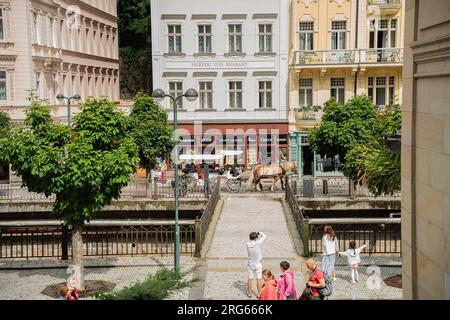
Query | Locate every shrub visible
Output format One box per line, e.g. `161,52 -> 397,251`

95,268 -> 195,300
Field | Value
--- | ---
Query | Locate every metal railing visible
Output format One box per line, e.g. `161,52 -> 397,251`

195,179 -> 221,257
295,48 -> 403,66
288,175 -> 401,198
0,177 -> 213,202
368,0 -> 401,5
285,176 -> 309,255
307,219 -> 401,255
284,177 -> 401,256
0,223 -> 196,259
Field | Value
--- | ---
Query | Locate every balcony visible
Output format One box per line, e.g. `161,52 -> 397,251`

290,106 -> 322,130
32,44 -> 62,68
294,48 -> 403,67
367,0 -> 402,16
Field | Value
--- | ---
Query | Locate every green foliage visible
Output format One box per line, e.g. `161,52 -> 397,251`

309,96 -> 402,195
95,268 -> 194,300
309,96 -> 380,160
344,144 -> 401,196
5,94 -> 139,225
0,111 -> 11,137
378,104 -> 401,135
118,0 -> 152,98
129,93 -> 173,170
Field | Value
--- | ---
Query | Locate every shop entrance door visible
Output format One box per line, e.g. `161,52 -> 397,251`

301,145 -> 313,176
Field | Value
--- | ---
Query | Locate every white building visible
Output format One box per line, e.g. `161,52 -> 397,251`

0,0 -> 120,122
151,0 -> 290,167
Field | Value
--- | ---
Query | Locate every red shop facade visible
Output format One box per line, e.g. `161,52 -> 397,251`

176,123 -> 289,169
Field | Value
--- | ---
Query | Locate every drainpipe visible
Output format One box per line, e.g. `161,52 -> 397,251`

354,0 -> 360,97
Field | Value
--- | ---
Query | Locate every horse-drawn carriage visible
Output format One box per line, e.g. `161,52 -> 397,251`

222,161 -> 298,193
179,152 -> 298,193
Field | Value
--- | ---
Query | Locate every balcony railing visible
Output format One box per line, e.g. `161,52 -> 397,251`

295,48 -> 403,66
368,0 -> 401,5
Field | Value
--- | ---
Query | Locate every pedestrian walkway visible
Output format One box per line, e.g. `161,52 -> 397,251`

191,193 -> 403,300
199,195 -> 306,300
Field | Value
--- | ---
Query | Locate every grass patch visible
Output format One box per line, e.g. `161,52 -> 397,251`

95,268 -> 195,300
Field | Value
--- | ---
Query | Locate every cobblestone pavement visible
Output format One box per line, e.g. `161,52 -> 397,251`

203,195 -> 303,299
317,256 -> 403,300
199,194 -> 403,300
0,256 -> 195,300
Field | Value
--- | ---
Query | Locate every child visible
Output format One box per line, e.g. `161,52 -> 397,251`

258,270 -> 278,300
339,241 -> 369,283
58,284 -> 78,300
277,261 -> 297,300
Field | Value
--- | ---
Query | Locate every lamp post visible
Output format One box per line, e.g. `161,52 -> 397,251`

56,94 -> 81,126
152,88 -> 199,272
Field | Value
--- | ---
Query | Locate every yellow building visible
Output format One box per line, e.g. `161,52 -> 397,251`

288,0 -> 404,176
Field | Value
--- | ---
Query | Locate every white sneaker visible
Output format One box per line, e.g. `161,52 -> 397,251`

333,277 -> 337,281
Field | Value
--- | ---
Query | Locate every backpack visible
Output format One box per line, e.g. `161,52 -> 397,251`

318,274 -> 333,297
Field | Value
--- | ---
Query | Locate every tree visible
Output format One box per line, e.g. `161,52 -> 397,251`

309,96 -> 401,195
5,95 -> 139,290
309,96 -> 381,160
118,0 -> 152,98
0,111 -> 11,138
129,93 -> 173,185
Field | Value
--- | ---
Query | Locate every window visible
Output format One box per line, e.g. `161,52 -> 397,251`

199,81 -> 213,109
390,19 -> 397,48
228,24 -> 242,52
198,25 -> 212,53
331,21 -> 346,50
375,77 -> 386,106
389,76 -> 395,105
168,25 -> 182,53
169,82 -> 183,109
52,74 -> 59,103
331,77 -> 345,104
0,9 -> 4,40
258,24 -> 272,52
35,72 -> 41,97
369,18 -> 397,49
51,18 -> 58,47
258,81 -> 272,108
368,76 -> 394,107
33,12 -> 41,44
0,71 -> 6,100
299,78 -> 312,106
228,81 -> 243,109
299,22 -> 313,51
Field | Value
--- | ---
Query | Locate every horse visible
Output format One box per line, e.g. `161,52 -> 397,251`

280,161 -> 298,175
246,164 -> 286,192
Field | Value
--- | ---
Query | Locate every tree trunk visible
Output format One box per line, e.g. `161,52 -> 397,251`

70,223 -> 85,291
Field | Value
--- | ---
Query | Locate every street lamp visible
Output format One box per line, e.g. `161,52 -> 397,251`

56,94 -> 81,126
151,88 -> 198,272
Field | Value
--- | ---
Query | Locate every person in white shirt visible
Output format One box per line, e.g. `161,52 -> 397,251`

339,241 -> 369,283
322,225 -> 339,280
246,231 -> 267,298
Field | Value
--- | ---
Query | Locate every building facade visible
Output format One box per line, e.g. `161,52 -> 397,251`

0,0 -> 119,122
289,0 -> 404,176
402,0 -> 450,300
151,0 -> 290,168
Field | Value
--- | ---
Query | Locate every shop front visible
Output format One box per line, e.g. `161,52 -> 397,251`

177,123 -> 289,169
289,132 -> 344,177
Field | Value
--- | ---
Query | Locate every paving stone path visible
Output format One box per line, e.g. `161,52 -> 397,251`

202,195 -> 306,300
197,193 -> 403,300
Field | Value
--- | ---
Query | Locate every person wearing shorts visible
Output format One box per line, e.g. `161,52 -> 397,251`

246,231 -> 267,298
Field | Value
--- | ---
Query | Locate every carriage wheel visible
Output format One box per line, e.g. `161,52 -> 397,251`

227,179 -> 241,193
178,178 -> 188,197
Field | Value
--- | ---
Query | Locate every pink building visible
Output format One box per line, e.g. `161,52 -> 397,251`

0,0 -> 119,122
